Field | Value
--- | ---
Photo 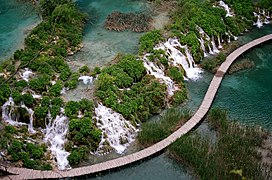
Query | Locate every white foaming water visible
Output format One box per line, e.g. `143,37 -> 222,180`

78,76 -> 94,85
1,97 -> 27,126
22,89 -> 42,99
219,1 -> 233,17
21,68 -> 33,82
225,32 -> 231,43
254,12 -> 263,28
156,38 -> 202,81
143,55 -> 177,96
1,97 -> 35,133
208,43 -> 214,54
20,104 -> 35,133
218,36 -> 223,49
94,103 -> 137,154
211,36 -> 220,53
198,37 -> 208,57
44,114 -> 70,170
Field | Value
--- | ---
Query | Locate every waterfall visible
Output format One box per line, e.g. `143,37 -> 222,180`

44,114 -> 70,170
94,103 -> 137,154
253,12 -> 263,28
219,1 -> 233,17
211,36 -> 220,53
2,97 -> 26,126
208,43 -> 214,54
218,36 -> 223,49
143,55 -> 176,97
78,76 -> 94,85
21,68 -> 33,82
264,18 -> 270,24
20,104 -> 35,133
198,37 -> 208,57
155,38 -> 202,81
22,89 -> 42,99
1,97 -> 35,133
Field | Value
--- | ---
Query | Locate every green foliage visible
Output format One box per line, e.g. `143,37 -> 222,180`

21,93 -> 35,107
0,84 -> 10,106
14,80 -> 27,91
139,30 -> 163,53
64,72 -> 79,89
172,89 -> 187,106
40,0 -> 72,17
79,65 -> 90,74
169,108 -> 267,179
5,125 -> 17,134
168,67 -> 183,83
67,146 -> 88,166
201,52 -> 226,72
65,101 -> 79,118
29,74 -> 51,93
51,97 -> 64,106
34,106 -> 48,120
138,108 -> 190,146
257,0 -> 272,11
49,81 -> 63,97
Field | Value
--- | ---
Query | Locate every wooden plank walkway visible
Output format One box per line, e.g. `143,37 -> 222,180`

3,34 -> 272,180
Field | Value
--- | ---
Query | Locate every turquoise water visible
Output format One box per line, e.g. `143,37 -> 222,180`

184,25 -> 272,131
0,0 -> 39,62
90,154 -> 192,180
213,25 -> 272,130
1,0 -> 271,179
69,0 -> 150,69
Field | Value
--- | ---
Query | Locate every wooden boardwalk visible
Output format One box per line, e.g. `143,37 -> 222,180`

2,34 -> 272,180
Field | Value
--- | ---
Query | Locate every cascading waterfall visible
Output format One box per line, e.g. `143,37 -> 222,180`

44,113 -> 71,170
198,37 -> 208,57
143,55 -> 176,97
1,97 -> 35,133
208,43 -> 214,54
211,36 -> 220,53
22,89 -> 42,99
20,68 -> 33,82
225,32 -> 231,43
94,103 -> 137,154
218,36 -> 223,49
219,1 -> 233,17
155,38 -> 202,81
2,97 -> 26,126
78,76 -> 94,85
254,12 -> 263,28
20,104 -> 35,133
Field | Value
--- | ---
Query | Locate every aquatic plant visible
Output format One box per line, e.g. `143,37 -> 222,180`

169,108 -> 270,179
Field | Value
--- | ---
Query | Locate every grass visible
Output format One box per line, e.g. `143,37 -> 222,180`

138,108 -> 191,147
169,108 -> 269,180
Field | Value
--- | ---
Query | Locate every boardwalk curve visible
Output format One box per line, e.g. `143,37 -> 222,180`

2,34 -> 272,180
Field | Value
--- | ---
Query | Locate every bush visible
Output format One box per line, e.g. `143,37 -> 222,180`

139,30 -> 163,53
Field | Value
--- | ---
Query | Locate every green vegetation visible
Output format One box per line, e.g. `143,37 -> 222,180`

138,108 -> 190,146
0,0 -> 103,169
95,54 -> 169,123
201,52 -> 226,72
0,125 -> 52,170
139,30 -> 163,53
169,108 -> 269,179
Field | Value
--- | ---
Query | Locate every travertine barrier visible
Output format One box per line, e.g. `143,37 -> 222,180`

2,34 -> 272,180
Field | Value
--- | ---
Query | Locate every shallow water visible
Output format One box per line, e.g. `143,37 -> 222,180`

0,0 -> 39,62
69,0 -> 150,69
